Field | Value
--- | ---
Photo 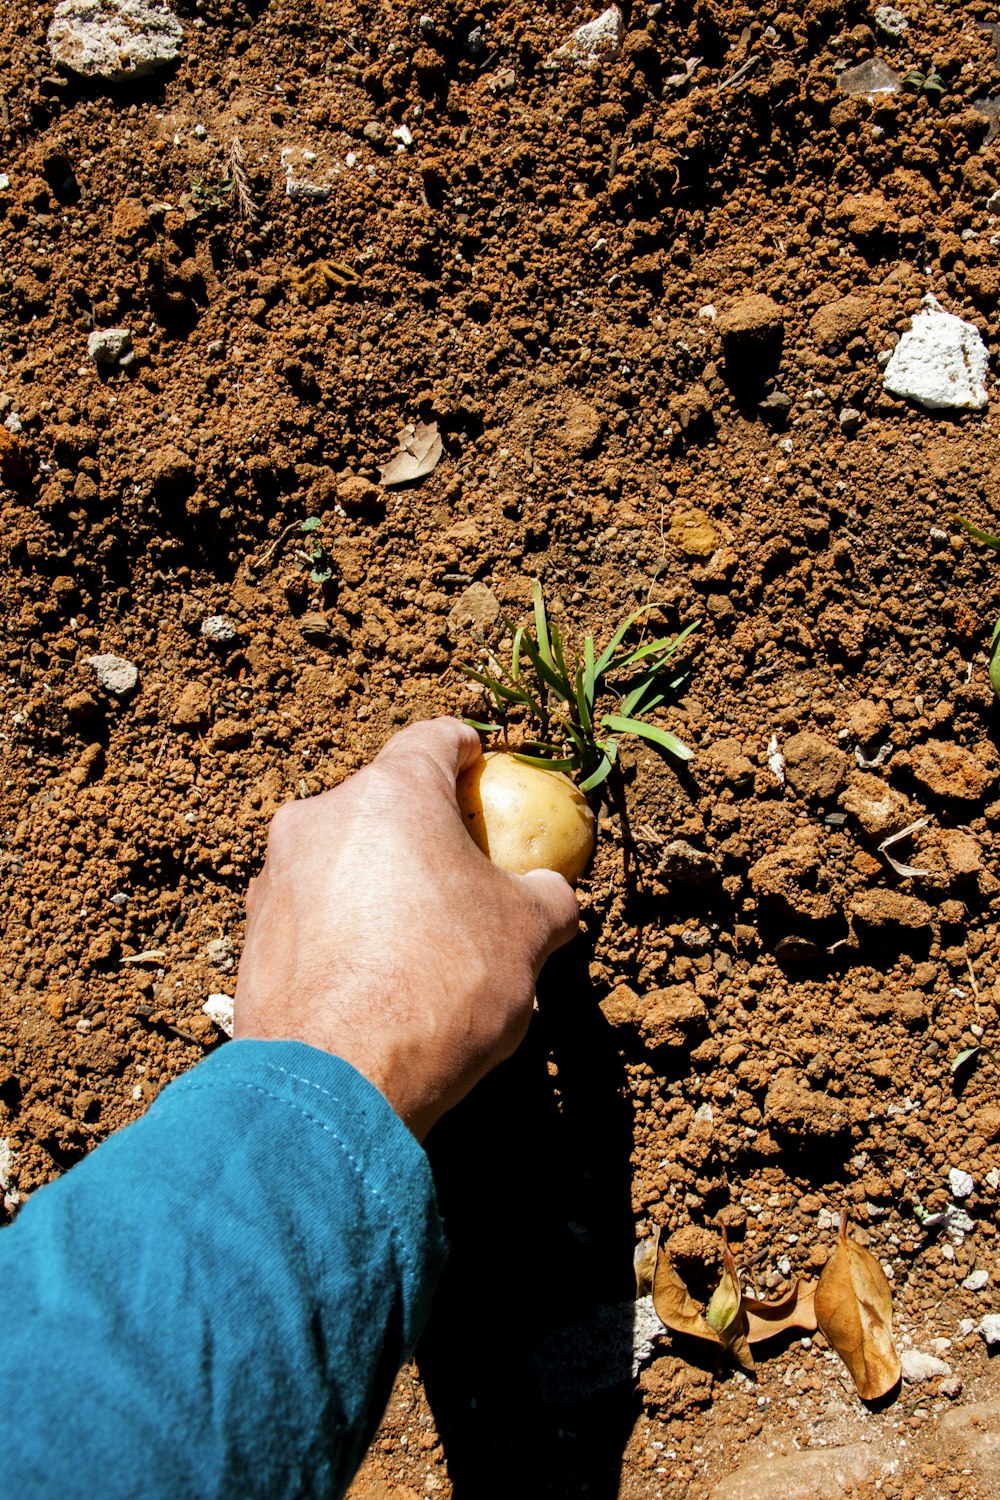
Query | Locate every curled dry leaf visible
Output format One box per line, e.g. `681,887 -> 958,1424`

379,420 -> 443,486
706,1236 -> 755,1375
652,1232 -> 722,1346
634,1237 -> 657,1297
814,1209 -> 901,1401
652,1231 -> 754,1374
744,1278 -> 818,1344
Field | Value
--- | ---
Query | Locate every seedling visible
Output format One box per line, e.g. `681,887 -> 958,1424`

462,581 -> 697,792
902,68 -> 945,95
300,516 -> 332,584
950,514 -> 1000,700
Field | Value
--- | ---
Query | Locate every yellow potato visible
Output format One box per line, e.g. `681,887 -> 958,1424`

456,751 -> 595,885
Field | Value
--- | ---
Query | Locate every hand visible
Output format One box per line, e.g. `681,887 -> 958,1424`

234,718 -> 580,1139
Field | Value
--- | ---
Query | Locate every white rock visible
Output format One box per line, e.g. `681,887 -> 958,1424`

874,5 -> 908,38
206,937 -> 233,971
200,615 -> 237,643
88,327 -> 133,365
949,1166 -> 975,1199
0,1137 -> 14,1191
86,652 -> 139,699
203,993 -> 234,1038
542,5 -> 624,70
900,1347 -> 952,1382
962,1269 -> 989,1292
883,296 -> 988,411
980,1314 -> 1000,1347
48,0 -> 183,82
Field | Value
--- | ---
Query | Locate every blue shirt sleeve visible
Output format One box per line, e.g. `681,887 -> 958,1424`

0,1039 -> 448,1499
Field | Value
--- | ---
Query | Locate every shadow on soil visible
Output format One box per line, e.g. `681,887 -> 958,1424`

419,942 -> 638,1499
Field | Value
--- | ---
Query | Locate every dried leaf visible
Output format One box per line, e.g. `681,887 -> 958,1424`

634,1238 -> 656,1297
744,1278 -> 818,1343
379,420 -> 443,485
651,1233 -> 723,1347
814,1210 -> 900,1400
706,1237 -> 755,1375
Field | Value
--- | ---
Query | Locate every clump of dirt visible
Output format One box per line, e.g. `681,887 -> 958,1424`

2,1 -> 1000,1496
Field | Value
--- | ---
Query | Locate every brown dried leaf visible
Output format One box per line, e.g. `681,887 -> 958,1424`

706,1236 -> 755,1376
379,420 -> 443,485
744,1278 -> 819,1344
634,1237 -> 656,1297
814,1209 -> 900,1401
651,1233 -> 723,1347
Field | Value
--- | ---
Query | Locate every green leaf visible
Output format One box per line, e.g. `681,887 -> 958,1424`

460,667 -> 536,709
511,625 -> 524,682
990,643 -> 1000,703
300,516 -> 322,533
951,1046 -> 981,1074
951,514 -> 1000,550
310,566 -> 332,584
574,663 -> 593,735
583,635 -> 596,707
580,754 -> 614,791
464,718 -> 503,734
518,626 -> 573,700
593,604 -> 657,677
510,750 -> 579,773
532,579 -> 554,671
600,714 -> 694,762
549,618 -> 571,685
619,671 -> 660,717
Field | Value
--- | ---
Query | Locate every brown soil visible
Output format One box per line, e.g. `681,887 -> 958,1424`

2,2 -> 1000,1497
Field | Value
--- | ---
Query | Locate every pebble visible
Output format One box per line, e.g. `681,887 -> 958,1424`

86,652 -> 139,699
447,582 -> 499,634
883,295 -> 989,411
206,937 -> 233,972
48,0 -> 183,81
87,327 -> 133,367
202,993 -> 234,1038
838,405 -> 862,433
200,615 -> 238,643
280,147 -> 333,201
950,1168 -> 975,1200
874,5 -> 908,37
542,5 -> 624,70
900,1348 -> 952,1383
980,1314 -> 1000,1347
962,1269 -> 989,1291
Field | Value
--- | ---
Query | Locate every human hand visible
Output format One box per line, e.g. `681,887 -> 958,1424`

234,718 -> 580,1140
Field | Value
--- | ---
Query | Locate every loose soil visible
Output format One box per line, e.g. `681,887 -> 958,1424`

2,1 -> 1000,1497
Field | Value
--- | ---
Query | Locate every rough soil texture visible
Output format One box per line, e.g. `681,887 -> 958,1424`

2,1 -> 1000,1497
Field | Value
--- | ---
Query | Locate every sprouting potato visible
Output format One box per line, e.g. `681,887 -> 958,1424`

456,751 -> 595,886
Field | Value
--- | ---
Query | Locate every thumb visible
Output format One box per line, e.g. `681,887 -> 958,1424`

520,867 -> 581,960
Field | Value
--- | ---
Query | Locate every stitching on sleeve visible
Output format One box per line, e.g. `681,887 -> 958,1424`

168,1078 -> 420,1291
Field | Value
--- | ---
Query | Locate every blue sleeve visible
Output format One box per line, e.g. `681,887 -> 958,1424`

0,1040 -> 448,1499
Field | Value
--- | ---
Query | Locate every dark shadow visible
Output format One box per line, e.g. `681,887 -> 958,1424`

419,941 -> 638,1498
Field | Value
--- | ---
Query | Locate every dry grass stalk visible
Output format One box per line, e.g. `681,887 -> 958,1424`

228,136 -> 259,223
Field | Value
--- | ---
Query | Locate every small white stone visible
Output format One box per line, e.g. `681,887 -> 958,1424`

962,1269 -> 989,1292
0,173 -> 10,191
980,1314 -> 1000,1348
542,5 -> 624,70
874,5 -> 908,38
900,1348 -> 952,1382
86,652 -> 139,699
345,151 -> 357,168
200,615 -> 237,643
0,1138 -> 14,1192
986,1167 -> 1000,1191
203,993 -> 235,1038
883,295 -> 989,411
392,124 -> 413,146
88,327 -> 133,365
949,1167 -> 975,1199
193,123 -> 206,138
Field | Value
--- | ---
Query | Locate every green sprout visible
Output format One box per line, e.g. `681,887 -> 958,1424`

461,580 -> 697,792
300,516 -> 332,585
951,514 -> 1000,700
902,68 -> 945,95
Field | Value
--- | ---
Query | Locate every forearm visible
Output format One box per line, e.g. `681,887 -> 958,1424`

0,1041 -> 447,1500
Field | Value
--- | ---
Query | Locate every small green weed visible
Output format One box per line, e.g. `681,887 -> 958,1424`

462,580 -> 697,792
951,514 -> 1000,699
300,516 -> 332,584
902,68 -> 945,95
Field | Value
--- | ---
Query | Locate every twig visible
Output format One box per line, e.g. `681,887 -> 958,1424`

248,519 -> 301,573
228,136 -> 259,223
718,55 -> 760,91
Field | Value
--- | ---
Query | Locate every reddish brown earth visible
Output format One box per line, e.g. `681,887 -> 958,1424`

2,1 -> 1000,1497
